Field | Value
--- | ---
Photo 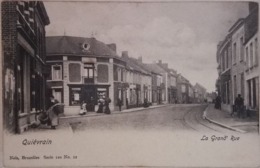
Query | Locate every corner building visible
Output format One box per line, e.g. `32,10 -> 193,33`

46,36 -> 125,115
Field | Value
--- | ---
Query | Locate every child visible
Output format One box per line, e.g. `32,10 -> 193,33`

79,101 -> 87,115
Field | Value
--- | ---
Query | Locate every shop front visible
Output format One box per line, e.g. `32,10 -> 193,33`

68,84 -> 110,112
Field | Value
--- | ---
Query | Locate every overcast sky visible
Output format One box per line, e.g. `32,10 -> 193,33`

45,1 -> 249,92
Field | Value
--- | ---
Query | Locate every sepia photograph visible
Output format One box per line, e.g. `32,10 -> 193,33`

1,0 -> 260,167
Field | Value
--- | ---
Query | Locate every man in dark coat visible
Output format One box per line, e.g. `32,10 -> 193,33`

117,98 -> 122,111
233,94 -> 244,118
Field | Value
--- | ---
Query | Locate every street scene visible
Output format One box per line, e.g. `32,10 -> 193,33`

2,1 -> 260,167
2,1 -> 259,134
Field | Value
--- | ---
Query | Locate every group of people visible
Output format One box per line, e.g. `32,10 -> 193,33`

96,96 -> 111,114
79,96 -> 112,115
215,94 -> 245,118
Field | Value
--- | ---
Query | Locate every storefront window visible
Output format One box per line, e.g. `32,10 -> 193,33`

70,87 -> 81,105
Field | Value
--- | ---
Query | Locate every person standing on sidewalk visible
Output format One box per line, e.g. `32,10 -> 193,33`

104,96 -> 111,114
233,94 -> 244,118
117,98 -> 122,111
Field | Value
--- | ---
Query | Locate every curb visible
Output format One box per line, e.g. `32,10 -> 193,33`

60,104 -> 169,119
203,106 -> 247,134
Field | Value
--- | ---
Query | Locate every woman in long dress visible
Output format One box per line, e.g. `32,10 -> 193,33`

97,97 -> 104,113
47,96 -> 60,129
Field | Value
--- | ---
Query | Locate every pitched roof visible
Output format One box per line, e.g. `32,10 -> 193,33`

143,64 -> 166,74
121,56 -> 150,75
46,36 -> 119,58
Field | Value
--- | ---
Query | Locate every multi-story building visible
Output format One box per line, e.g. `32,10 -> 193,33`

229,18 -> 246,102
2,1 -> 50,133
176,75 -> 190,104
193,83 -> 207,103
121,52 -> 152,108
157,61 -> 178,104
244,3 -> 259,117
216,34 -> 233,112
46,36 -> 126,115
143,64 -> 163,105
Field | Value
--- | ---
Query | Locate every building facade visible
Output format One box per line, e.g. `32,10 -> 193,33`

46,36 -> 125,115
2,1 -> 50,133
217,35 -> 233,112
230,19 -> 246,102
244,3 -> 259,117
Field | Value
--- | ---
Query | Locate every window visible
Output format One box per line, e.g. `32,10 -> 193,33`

255,38 -> 258,66
241,73 -> 244,97
69,63 -> 81,82
97,64 -> 108,83
70,87 -> 81,105
246,47 -> 249,68
52,65 -> 62,80
233,43 -> 237,64
83,63 -> 94,83
240,37 -> 244,61
113,65 -> 118,81
53,89 -> 62,103
250,42 -> 253,67
233,75 -> 237,99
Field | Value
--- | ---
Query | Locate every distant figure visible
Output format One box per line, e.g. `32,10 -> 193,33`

104,96 -> 111,114
215,95 -> 221,110
233,94 -> 244,118
143,98 -> 149,108
117,98 -> 122,111
97,97 -> 104,113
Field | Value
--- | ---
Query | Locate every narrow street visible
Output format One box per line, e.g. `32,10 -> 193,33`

59,104 -> 235,133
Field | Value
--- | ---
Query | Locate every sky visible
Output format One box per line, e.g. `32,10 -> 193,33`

44,1 -> 249,92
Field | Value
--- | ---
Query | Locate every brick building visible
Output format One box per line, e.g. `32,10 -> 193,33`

2,1 -> 50,133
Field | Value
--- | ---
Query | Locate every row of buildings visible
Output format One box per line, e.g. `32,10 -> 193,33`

2,1 -> 208,133
45,35 -> 209,115
216,2 -> 259,118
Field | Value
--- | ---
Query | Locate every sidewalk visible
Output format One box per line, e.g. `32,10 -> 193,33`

204,104 -> 259,133
59,104 -> 169,119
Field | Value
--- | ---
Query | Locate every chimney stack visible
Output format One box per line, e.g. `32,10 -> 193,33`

122,51 -> 128,58
107,43 -> 117,53
158,60 -> 162,64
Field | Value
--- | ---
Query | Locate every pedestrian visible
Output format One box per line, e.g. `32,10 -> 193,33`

233,94 -> 244,118
117,98 -> 122,111
104,96 -> 111,114
143,98 -> 149,108
215,95 -> 221,110
79,101 -> 87,115
97,97 -> 104,113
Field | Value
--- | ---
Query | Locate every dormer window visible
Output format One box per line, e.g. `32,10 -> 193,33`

82,42 -> 90,51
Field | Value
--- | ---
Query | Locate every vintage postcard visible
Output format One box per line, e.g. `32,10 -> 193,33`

1,0 -> 260,167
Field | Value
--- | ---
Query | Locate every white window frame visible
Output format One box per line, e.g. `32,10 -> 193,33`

52,64 -> 62,81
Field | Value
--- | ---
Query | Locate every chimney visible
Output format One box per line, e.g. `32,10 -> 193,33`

107,43 -> 117,52
137,56 -> 142,63
158,60 -> 162,64
122,51 -> 128,58
162,63 -> 168,69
